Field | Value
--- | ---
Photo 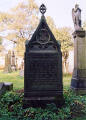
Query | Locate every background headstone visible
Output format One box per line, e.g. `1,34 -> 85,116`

0,82 -> 5,96
4,51 -> 12,73
19,59 -> 24,77
0,82 -> 13,96
4,82 -> 13,91
16,58 -> 18,70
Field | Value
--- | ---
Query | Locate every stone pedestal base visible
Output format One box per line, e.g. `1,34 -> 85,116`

71,68 -> 86,94
23,96 -> 64,108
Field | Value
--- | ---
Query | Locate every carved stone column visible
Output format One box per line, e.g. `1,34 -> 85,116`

71,30 -> 86,94
11,51 -> 16,71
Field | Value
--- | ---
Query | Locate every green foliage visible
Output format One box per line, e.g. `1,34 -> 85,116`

56,27 -> 73,69
0,92 -> 24,119
0,89 -> 86,120
46,17 -> 73,72
0,0 -> 39,57
0,72 -> 86,120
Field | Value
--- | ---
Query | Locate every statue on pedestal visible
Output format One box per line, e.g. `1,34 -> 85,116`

72,4 -> 82,30
71,4 -> 86,94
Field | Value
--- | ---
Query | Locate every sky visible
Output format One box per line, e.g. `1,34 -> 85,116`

0,0 -> 86,29
35,0 -> 86,28
0,0 -> 85,51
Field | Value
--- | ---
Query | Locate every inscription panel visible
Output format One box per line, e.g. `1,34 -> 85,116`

25,52 -> 59,91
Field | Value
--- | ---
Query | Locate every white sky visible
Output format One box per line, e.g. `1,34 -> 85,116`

35,0 -> 86,28
0,0 -> 86,29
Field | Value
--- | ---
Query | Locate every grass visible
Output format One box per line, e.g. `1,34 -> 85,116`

0,71 -> 86,120
0,71 -> 72,90
0,71 -> 24,90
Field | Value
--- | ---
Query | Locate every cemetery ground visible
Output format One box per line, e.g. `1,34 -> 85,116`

0,71 -> 86,120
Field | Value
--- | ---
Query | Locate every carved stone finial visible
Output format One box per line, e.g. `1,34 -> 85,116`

40,4 -> 46,15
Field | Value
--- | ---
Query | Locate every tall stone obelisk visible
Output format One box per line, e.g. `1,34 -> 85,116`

71,4 -> 86,94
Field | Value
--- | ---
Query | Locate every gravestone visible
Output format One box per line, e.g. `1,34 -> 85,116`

16,58 -> 18,70
19,59 -> 24,77
4,51 -> 12,73
71,5 -> 86,94
0,82 -> 5,96
0,82 -> 13,96
24,4 -> 64,107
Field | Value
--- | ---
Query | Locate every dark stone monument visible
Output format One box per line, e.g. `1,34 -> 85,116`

71,5 -> 86,94
24,4 -> 64,107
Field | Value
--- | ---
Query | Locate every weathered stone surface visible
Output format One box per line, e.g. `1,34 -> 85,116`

24,4 -> 64,108
0,82 -> 5,96
71,30 -> 86,94
4,51 -> 12,73
72,4 -> 82,31
0,82 -> 4,90
0,82 -> 13,96
4,82 -> 13,91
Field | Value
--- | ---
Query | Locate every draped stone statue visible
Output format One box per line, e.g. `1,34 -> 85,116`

72,4 -> 82,30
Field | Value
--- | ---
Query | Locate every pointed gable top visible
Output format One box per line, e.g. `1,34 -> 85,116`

26,4 -> 60,50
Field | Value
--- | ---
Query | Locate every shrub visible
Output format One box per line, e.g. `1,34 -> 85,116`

0,90 -> 86,120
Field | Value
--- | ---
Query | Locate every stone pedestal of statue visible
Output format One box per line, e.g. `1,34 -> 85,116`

71,30 -> 86,94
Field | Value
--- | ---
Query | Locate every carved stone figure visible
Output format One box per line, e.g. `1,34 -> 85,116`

72,4 -> 82,30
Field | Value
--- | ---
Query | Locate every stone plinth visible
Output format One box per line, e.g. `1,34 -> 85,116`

71,30 -> 86,94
